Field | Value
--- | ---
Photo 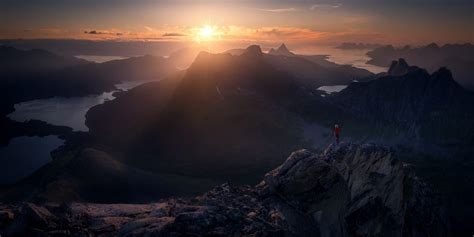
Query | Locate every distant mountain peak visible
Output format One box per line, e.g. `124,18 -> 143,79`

278,43 -> 289,52
242,45 -> 263,57
268,43 -> 295,56
431,67 -> 458,86
425,42 -> 440,50
388,58 -> 416,76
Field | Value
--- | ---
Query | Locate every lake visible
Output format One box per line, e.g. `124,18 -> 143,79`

0,135 -> 64,186
75,55 -> 128,63
318,85 -> 348,94
2,79 -> 151,185
297,47 -> 388,74
8,80 -> 153,131
325,49 -> 387,74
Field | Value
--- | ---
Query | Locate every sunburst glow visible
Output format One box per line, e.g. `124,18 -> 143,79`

196,25 -> 217,42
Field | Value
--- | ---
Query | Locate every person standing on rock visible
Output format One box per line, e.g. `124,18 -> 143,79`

334,124 -> 341,144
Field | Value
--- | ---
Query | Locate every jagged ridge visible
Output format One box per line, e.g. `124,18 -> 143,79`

0,143 -> 448,237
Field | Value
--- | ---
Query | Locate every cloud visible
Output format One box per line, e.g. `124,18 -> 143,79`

213,25 -> 391,47
257,8 -> 298,13
5,24 -> 394,46
310,3 -> 342,10
84,30 -> 126,36
84,30 -> 103,35
218,26 -> 326,43
163,32 -> 186,37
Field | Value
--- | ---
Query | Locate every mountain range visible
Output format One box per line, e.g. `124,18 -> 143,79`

0,44 -> 473,235
0,46 -> 178,116
331,59 -> 474,152
20,46 -> 461,203
366,43 -> 474,90
82,46 -> 474,181
0,39 -> 186,57
336,42 -> 384,50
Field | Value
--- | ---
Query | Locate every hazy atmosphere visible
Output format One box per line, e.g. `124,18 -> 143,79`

1,0 -> 472,49
0,0 -> 473,236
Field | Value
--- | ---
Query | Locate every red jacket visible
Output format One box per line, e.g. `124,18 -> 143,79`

334,127 -> 341,135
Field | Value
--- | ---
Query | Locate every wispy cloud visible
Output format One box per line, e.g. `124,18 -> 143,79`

143,26 -> 155,32
84,30 -> 123,36
7,25 -> 388,45
163,32 -> 186,37
84,30 -> 103,35
310,3 -> 342,10
257,8 -> 298,13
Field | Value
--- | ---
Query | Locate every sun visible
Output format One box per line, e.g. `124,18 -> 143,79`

199,25 -> 215,38
196,25 -> 216,42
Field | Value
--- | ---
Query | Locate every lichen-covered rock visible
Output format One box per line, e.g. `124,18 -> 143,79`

0,143 -> 449,237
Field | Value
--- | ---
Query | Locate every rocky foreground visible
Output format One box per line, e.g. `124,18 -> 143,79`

0,143 -> 449,236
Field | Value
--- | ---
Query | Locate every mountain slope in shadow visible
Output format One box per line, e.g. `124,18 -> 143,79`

330,59 -> 474,155
86,46 -> 308,183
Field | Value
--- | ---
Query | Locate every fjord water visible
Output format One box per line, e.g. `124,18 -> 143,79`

9,92 -> 115,131
75,55 -> 128,63
318,85 -> 348,94
0,135 -> 64,186
299,47 -> 388,74
326,49 -> 387,74
2,79 -> 152,185
8,80 -> 152,131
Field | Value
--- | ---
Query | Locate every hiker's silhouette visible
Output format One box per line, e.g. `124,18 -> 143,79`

333,124 -> 341,144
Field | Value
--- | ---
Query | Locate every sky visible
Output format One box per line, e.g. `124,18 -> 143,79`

1,0 -> 473,48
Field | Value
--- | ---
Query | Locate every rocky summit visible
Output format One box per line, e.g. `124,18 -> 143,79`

0,143 -> 448,237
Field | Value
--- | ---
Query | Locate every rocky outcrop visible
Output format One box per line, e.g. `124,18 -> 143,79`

0,143 -> 448,236
321,144 -> 449,236
258,144 -> 448,237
